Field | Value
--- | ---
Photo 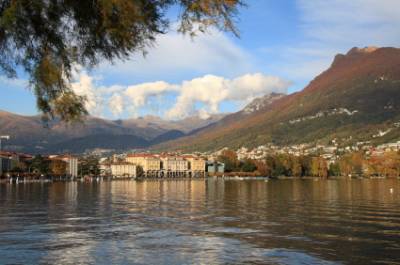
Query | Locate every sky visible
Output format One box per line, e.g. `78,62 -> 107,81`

1,0 -> 399,120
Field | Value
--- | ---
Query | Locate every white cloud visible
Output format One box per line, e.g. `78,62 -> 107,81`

109,93 -> 124,116
65,26 -> 264,119
70,71 -> 291,120
124,81 -> 179,108
70,72 -> 103,116
165,73 -> 290,120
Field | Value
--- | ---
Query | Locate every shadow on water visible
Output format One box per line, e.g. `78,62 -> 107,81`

0,179 -> 400,264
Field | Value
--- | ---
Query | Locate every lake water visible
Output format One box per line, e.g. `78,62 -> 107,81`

0,179 -> 400,265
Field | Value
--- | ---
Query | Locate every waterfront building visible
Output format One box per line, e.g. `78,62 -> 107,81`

124,153 -> 209,178
66,157 -> 78,178
0,151 -> 31,175
160,155 -> 189,171
126,154 -> 161,176
184,155 -> 206,177
0,157 -> 11,175
49,155 -> 78,178
157,155 -> 188,178
56,156 -> 78,178
111,163 -> 137,178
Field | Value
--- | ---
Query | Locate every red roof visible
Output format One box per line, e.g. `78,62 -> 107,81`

127,153 -> 157,158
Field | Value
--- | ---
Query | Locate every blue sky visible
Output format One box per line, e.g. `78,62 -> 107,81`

1,0 -> 399,119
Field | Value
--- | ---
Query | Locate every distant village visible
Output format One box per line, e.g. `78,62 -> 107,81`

1,136 -> 400,181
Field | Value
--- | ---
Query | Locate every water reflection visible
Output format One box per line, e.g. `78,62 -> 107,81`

0,179 -> 399,264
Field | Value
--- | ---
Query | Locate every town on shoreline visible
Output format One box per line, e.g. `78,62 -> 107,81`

2,139 -> 400,182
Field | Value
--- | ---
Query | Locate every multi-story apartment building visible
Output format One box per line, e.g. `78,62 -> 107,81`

160,155 -> 189,171
184,156 -> 206,170
0,151 -> 32,176
66,156 -> 78,178
125,153 -> 206,178
111,163 -> 137,178
125,154 -> 161,172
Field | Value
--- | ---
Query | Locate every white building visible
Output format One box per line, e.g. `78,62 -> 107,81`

60,156 -> 78,178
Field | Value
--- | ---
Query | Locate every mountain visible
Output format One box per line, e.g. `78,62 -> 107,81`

157,47 -> 400,151
47,134 -> 150,153
150,130 -> 186,145
0,111 -> 226,153
119,114 -> 226,136
242,93 -> 286,114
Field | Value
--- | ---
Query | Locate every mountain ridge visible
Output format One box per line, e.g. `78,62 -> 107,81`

0,111 -> 227,153
156,46 -> 400,152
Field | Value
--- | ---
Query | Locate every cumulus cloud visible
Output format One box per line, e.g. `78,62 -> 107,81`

70,71 -> 103,116
65,26 -> 263,119
165,73 -> 290,120
124,81 -> 179,109
109,93 -> 124,116
69,71 -> 290,120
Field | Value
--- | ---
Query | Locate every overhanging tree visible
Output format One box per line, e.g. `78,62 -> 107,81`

0,0 -> 243,121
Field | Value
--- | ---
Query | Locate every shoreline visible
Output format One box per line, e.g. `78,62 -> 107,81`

1,175 -> 399,184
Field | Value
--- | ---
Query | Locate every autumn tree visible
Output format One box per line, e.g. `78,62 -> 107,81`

218,149 -> 239,172
290,156 -> 302,177
339,152 -> 364,176
328,162 -> 341,176
367,151 -> 400,178
367,154 -> 384,177
310,157 -> 328,178
269,155 -> 286,177
298,155 -> 312,176
254,160 -> 270,176
241,159 -> 256,172
382,151 -> 400,178
0,0 -> 243,122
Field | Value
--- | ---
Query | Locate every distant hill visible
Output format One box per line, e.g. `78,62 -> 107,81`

157,47 -> 400,151
47,134 -> 150,153
0,111 -> 226,153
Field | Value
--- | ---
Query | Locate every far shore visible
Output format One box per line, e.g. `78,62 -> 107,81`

1,175 -> 399,184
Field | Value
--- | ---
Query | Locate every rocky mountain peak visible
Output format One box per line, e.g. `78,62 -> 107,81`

332,46 -> 380,67
347,46 -> 379,55
243,92 -> 286,114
